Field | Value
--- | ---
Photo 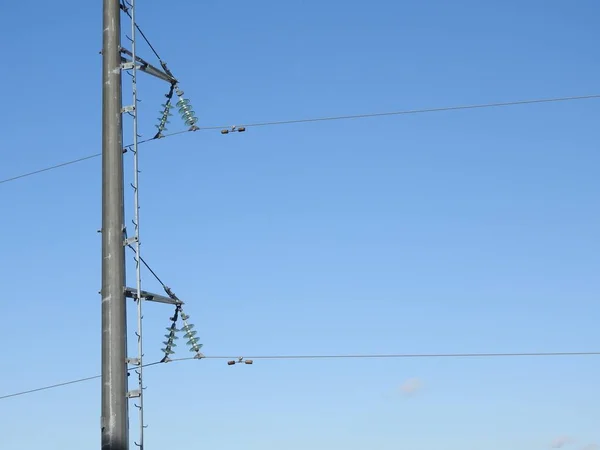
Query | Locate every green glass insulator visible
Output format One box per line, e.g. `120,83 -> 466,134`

178,106 -> 193,116
185,116 -> 198,126
181,111 -> 197,123
184,330 -> 198,338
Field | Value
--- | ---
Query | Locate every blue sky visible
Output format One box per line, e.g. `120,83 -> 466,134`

0,0 -> 598,449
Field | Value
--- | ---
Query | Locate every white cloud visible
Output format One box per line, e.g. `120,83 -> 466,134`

581,444 -> 599,450
551,436 -> 574,448
399,377 -> 423,395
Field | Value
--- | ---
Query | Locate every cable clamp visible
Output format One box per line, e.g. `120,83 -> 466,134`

124,236 -> 138,246
121,62 -> 136,71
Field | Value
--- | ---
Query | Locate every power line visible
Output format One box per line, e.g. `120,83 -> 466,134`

1,93 -> 598,187
203,94 -> 600,129
2,350 -> 598,401
0,153 -> 101,185
0,374 -> 101,400
0,135 -> 162,186
0,360 -> 162,401
171,351 -> 600,361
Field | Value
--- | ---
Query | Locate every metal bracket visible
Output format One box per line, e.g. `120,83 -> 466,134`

120,49 -> 177,84
124,236 -> 138,246
122,105 -> 135,114
121,61 -> 136,71
124,287 -> 184,305
127,358 -> 141,366
127,390 -> 141,398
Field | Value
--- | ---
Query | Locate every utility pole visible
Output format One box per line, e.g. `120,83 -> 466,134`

101,0 -> 129,448
99,0 -> 203,447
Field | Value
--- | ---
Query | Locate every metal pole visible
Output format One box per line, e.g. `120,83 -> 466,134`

101,0 -> 129,449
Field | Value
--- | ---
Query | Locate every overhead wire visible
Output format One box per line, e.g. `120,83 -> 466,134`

170,351 -> 600,361
0,359 -> 161,401
1,93 -> 599,186
0,133 -> 163,186
0,374 -> 101,401
201,94 -> 600,129
2,350 -> 599,401
0,153 -> 101,185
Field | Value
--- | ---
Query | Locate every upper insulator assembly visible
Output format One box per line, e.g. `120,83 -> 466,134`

181,317 -> 203,354
160,304 -> 203,361
155,102 -> 173,135
161,324 -> 179,356
175,87 -> 199,128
